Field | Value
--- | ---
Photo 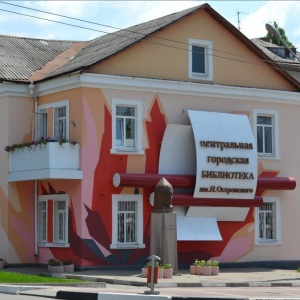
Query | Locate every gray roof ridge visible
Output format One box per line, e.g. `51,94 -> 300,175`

0,33 -> 78,43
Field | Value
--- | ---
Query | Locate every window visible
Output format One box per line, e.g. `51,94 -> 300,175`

253,109 -> 279,158
255,197 -> 281,245
38,194 -> 69,247
37,100 -> 69,140
111,195 -> 145,249
37,108 -> 48,138
54,106 -> 67,140
111,99 -> 144,154
188,38 -> 213,81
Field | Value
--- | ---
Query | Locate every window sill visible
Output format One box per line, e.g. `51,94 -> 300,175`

38,242 -> 70,248
188,73 -> 212,81
110,243 -> 145,249
258,154 -> 281,160
255,240 -> 282,246
110,148 -> 145,155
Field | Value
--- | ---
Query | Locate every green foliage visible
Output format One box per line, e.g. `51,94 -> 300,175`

163,263 -> 172,269
194,259 -> 206,266
62,260 -> 73,265
206,260 -> 213,267
0,271 -> 82,283
48,258 -> 62,266
266,21 -> 295,48
212,260 -> 219,267
144,261 -> 159,268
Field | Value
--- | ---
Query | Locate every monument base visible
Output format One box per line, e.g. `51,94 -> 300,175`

150,212 -> 178,274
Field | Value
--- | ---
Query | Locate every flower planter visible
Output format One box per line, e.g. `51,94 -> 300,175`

196,266 -> 206,275
157,268 -> 164,279
211,266 -> 219,275
163,268 -> 173,278
48,265 -> 64,273
141,268 -> 148,278
8,142 -> 82,181
202,266 -> 212,276
63,264 -> 74,273
190,265 -> 197,275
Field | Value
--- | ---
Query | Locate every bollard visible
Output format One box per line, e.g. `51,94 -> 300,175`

144,254 -> 160,295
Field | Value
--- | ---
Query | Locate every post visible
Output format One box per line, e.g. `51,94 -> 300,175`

144,255 -> 160,295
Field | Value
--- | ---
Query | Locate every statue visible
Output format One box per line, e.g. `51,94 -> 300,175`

153,177 -> 173,213
150,177 -> 178,273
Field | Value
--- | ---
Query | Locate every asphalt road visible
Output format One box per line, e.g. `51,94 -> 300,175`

15,284 -> 300,299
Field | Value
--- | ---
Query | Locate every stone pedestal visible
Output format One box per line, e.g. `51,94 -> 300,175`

150,212 -> 178,274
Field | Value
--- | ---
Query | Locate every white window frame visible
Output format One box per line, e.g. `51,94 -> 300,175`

38,100 -> 69,140
37,108 -> 48,139
253,109 -> 280,159
38,194 -> 70,248
255,197 -> 281,245
188,38 -> 213,81
111,99 -> 144,154
110,194 -> 145,249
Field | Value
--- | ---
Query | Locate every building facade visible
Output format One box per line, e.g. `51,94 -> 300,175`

0,4 -> 299,268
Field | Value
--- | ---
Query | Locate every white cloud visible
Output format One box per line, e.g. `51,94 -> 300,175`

240,1 -> 300,49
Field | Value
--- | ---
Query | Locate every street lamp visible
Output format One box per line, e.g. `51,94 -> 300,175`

265,22 -> 300,62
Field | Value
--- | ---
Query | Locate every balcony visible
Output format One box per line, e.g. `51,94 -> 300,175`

8,142 -> 83,182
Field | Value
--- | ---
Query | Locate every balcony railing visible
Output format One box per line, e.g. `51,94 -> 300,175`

8,142 -> 83,182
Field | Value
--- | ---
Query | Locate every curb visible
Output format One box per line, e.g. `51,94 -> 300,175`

55,274 -> 300,288
57,291 -> 172,300
0,285 -> 48,295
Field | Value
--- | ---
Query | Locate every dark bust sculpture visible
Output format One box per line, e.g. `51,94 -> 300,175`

153,177 -> 173,213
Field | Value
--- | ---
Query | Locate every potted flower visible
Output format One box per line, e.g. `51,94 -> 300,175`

211,260 -> 219,275
141,262 -> 150,278
62,260 -> 74,273
157,264 -> 164,279
0,258 -> 5,269
190,259 -> 197,275
203,260 -> 212,276
197,260 -> 206,275
48,258 -> 64,273
163,263 -> 173,278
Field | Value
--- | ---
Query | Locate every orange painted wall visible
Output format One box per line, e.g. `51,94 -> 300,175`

89,10 -> 296,92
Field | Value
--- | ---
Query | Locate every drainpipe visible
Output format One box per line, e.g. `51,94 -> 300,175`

29,82 -> 39,257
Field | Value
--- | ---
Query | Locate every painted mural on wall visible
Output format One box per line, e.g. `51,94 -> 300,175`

0,94 -> 279,266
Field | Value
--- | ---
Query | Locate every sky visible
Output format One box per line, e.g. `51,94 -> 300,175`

0,1 -> 299,49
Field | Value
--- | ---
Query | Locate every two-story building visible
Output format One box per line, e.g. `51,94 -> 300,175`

0,3 -> 299,268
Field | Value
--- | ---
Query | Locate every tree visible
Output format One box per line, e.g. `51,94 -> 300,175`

265,21 -> 295,48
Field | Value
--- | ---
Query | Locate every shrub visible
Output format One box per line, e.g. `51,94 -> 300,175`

62,260 -> 73,265
48,258 -> 62,266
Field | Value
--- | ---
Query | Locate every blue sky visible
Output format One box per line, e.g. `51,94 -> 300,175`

0,1 -> 299,49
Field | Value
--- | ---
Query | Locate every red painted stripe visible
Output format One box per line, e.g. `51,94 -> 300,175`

113,173 -> 296,190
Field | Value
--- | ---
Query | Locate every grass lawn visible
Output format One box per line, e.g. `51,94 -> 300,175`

0,271 -> 83,283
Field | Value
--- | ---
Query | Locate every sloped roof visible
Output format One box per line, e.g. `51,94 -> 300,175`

0,3 -> 299,90
45,4 -> 205,79
252,38 -> 300,64
252,38 -> 300,83
0,35 -> 76,81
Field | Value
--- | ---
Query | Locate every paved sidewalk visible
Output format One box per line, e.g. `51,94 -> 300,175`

1,266 -> 300,299
4,266 -> 300,286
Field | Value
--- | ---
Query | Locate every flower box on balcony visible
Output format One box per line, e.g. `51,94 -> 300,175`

8,142 -> 83,182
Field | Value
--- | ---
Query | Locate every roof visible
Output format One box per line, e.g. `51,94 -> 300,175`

252,38 -> 300,83
0,35 -> 76,81
0,4 -> 299,90
45,4 -> 206,79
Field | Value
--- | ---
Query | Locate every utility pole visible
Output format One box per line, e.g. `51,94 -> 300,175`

237,10 -> 248,30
